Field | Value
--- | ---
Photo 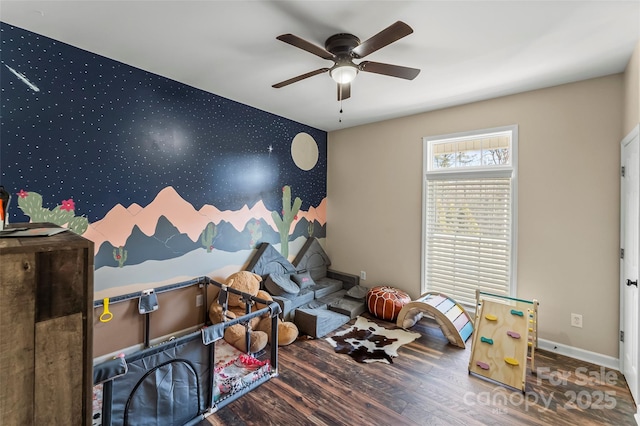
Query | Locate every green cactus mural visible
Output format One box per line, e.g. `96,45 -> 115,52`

247,220 -> 262,248
113,246 -> 127,268
16,190 -> 89,234
200,222 -> 217,253
16,191 -> 49,221
271,185 -> 302,259
308,221 -> 315,237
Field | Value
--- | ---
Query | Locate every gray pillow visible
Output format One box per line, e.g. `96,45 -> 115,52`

346,285 -> 368,300
292,271 -> 316,289
264,273 -> 300,296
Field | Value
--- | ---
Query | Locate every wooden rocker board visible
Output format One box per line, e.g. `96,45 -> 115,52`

468,292 -> 538,393
396,292 -> 474,348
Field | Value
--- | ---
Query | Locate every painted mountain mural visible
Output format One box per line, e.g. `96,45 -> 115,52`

86,186 -> 327,269
1,23 -> 329,300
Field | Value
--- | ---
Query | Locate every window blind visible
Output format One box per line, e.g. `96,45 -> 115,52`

425,177 -> 512,306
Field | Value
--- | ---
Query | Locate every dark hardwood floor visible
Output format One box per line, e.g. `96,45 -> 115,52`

201,313 -> 637,425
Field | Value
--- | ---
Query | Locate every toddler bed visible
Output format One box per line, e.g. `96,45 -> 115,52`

92,277 -> 280,426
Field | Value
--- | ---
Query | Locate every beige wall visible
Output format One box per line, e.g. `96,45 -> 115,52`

624,41 -> 640,136
327,75 -> 623,357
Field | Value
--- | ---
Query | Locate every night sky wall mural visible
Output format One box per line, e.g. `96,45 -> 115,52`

0,23 -> 328,299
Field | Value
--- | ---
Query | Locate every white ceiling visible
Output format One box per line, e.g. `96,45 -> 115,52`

2,1 -> 639,132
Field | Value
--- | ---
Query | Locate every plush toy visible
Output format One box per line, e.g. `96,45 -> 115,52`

208,304 -> 266,353
208,271 -> 299,352
208,271 -> 268,353
254,290 -> 299,346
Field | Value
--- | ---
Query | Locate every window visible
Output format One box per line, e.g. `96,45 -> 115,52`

422,126 -> 517,306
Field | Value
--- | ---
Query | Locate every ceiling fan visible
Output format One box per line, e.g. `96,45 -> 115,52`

272,21 -> 420,101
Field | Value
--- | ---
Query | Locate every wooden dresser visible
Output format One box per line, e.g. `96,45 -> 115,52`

0,223 -> 94,425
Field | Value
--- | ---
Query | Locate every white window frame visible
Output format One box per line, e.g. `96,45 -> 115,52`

421,125 -> 518,306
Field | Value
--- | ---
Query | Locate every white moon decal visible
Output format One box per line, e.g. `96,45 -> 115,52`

291,132 -> 319,171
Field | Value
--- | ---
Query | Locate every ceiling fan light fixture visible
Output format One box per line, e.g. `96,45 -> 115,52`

273,22 -> 420,100
330,65 -> 358,84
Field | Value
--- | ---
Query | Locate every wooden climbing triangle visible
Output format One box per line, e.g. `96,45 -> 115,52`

468,290 -> 538,393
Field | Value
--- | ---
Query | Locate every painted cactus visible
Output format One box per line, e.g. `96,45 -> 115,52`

113,246 -> 127,268
16,190 -> 88,234
247,219 -> 262,248
271,185 -> 302,259
16,190 -> 50,221
308,221 -> 314,237
200,222 -> 217,253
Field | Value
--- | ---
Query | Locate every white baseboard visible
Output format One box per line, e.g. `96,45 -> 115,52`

635,406 -> 640,425
538,338 -> 619,370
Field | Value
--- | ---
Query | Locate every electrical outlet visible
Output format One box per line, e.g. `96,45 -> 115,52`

360,271 -> 366,280
571,313 -> 583,328
196,294 -> 203,307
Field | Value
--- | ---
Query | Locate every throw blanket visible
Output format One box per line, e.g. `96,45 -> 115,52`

326,316 -> 420,364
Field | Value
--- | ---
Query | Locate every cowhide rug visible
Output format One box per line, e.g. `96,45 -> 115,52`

326,316 -> 420,364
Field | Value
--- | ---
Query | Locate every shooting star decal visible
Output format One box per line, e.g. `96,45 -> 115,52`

4,64 -> 40,92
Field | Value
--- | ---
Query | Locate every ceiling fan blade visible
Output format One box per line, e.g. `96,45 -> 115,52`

272,68 -> 330,88
337,82 -> 351,101
359,61 -> 420,80
351,21 -> 413,59
277,34 -> 335,60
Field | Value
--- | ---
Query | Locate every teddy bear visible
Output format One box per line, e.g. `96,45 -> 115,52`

208,271 -> 268,353
209,271 -> 299,353
254,289 -> 299,347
